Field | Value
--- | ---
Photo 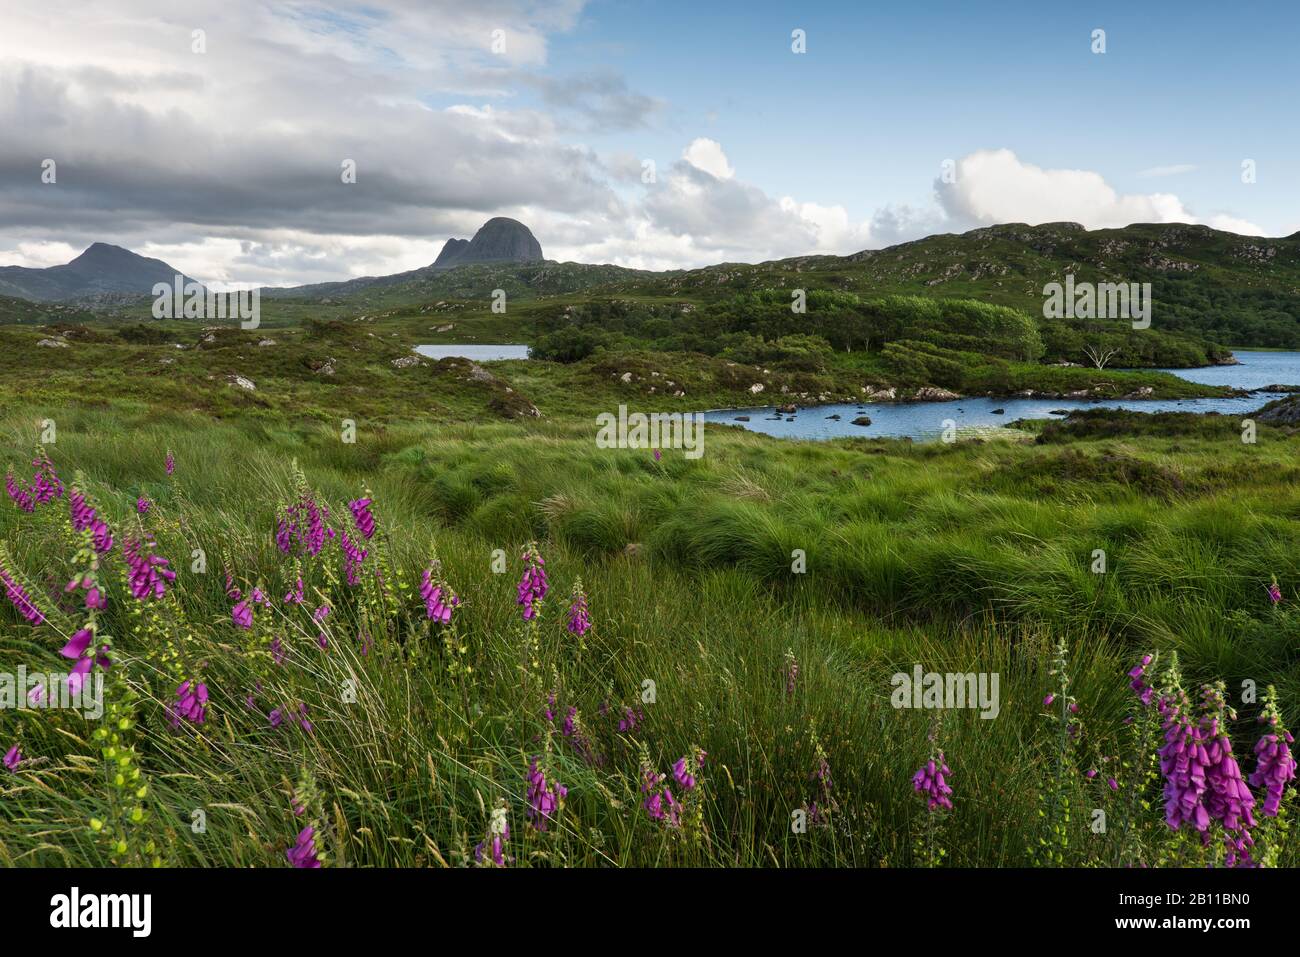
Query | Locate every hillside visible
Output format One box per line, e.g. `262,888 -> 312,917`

259,259 -> 656,305
596,223 -> 1300,348
262,222 -> 1300,349
0,243 -> 199,302
8,222 -> 1300,351
0,293 -> 102,325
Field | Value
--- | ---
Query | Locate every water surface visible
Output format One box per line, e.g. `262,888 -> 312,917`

414,344 -> 529,361
703,350 -> 1300,441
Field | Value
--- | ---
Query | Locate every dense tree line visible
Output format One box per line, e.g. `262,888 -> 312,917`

529,290 -> 1233,372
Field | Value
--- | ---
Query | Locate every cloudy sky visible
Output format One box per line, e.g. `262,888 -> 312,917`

1,0 -> 1296,289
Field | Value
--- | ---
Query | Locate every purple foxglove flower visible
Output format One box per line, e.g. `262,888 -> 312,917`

420,567 -> 459,624
5,473 -> 35,512
516,544 -> 548,621
673,756 -> 696,791
1250,730 -> 1297,817
286,826 -> 322,868
525,757 -> 567,831
566,585 -> 591,637
618,707 -> 643,733
912,751 -> 954,811
231,599 -> 253,629
3,745 -> 21,772
0,559 -> 46,626
60,628 -> 94,660
168,680 -> 209,728
1129,654 -> 1156,707
123,536 -> 175,600
339,529 -> 367,585
640,762 -> 667,821
348,497 -> 376,540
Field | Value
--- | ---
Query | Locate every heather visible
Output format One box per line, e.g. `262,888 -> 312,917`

1,401 -> 1298,867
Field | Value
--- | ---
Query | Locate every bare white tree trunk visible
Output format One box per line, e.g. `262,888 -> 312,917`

1082,343 -> 1120,370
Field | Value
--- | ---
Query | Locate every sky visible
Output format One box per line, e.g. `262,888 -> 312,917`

1,0 -> 1297,289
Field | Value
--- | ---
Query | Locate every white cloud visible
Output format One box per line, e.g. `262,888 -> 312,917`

935,149 -> 1262,236
937,149 -> 1191,228
1206,214 -> 1265,236
0,240 -> 81,269
0,3 -> 1274,283
0,0 -> 619,282
1136,164 -> 1197,178
681,138 -> 735,180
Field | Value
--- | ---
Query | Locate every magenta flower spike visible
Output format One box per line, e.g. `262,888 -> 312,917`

516,543 -> 548,621
286,826 -> 322,868
525,757 -> 567,831
912,751 -> 954,811
348,497 -> 376,540
565,582 -> 590,637
0,556 -> 46,626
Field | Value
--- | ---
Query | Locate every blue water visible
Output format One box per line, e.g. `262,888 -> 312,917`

415,344 -> 529,361
703,350 -> 1300,441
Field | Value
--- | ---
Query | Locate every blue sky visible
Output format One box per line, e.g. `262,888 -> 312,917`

1,0 -> 1295,286
536,0 -> 1297,235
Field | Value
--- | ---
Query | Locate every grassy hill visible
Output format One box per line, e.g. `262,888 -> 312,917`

257,222 -> 1300,352
0,294 -> 103,325
16,222 -> 1300,355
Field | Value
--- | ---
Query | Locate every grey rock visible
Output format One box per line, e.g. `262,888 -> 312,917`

432,217 -> 543,270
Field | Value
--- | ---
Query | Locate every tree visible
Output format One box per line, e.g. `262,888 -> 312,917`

1082,341 -> 1121,370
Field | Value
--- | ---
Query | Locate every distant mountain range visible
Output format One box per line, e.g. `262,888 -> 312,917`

0,243 -> 201,303
263,216 -> 548,300
0,217 -> 545,305
3,220 -> 1300,348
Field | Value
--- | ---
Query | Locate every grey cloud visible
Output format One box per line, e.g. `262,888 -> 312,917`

521,70 -> 664,131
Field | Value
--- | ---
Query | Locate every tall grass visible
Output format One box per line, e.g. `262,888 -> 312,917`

1,408 -> 1297,866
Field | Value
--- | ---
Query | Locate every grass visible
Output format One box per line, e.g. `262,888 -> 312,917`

2,386 -> 1298,867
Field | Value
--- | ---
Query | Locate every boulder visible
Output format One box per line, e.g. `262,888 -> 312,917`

913,386 -> 961,401
1255,394 -> 1300,425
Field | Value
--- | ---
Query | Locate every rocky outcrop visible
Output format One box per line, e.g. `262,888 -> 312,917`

912,386 -> 962,401
1255,394 -> 1300,425
431,218 -> 544,270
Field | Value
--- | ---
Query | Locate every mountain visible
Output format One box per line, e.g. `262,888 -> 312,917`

262,217 -> 604,302
432,238 -> 470,269
10,222 -> 1300,349
0,243 -> 198,302
431,217 -> 543,270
